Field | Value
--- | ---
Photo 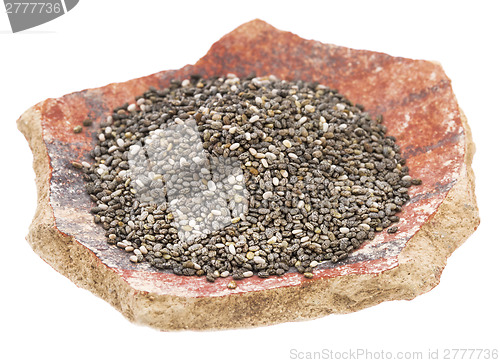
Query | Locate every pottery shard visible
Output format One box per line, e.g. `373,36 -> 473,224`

17,19 -> 479,331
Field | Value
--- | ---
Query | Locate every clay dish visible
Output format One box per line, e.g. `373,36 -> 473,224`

18,19 -> 479,330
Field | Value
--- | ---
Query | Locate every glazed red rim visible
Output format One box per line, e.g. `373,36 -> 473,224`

38,20 -> 464,298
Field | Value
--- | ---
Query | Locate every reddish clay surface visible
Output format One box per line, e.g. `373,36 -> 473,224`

35,20 -> 464,298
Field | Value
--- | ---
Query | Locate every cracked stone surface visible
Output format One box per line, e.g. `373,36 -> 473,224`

17,19 -> 479,330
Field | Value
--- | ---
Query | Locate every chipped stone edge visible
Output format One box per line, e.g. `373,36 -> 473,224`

17,105 -> 479,331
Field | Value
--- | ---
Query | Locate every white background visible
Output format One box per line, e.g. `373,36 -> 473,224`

1,1 -> 499,362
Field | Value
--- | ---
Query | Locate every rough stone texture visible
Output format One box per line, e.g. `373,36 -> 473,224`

17,19 -> 479,330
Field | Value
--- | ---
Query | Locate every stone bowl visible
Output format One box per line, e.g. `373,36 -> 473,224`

17,19 -> 479,330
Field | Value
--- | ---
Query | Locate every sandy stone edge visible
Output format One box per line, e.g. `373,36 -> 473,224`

18,105 -> 479,331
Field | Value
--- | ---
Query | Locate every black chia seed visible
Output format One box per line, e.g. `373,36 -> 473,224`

81,74 -> 418,282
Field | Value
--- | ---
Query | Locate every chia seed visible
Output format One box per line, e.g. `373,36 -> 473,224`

81,74 -> 418,282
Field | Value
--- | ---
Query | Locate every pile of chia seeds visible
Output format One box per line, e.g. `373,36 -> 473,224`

81,74 -> 420,282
